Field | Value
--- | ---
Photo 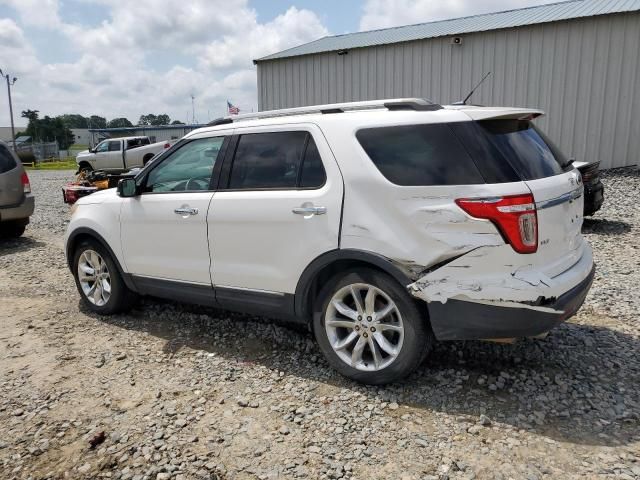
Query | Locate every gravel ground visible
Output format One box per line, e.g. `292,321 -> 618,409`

0,168 -> 638,480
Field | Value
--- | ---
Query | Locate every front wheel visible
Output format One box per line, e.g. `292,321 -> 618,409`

313,268 -> 434,385
72,240 -> 136,314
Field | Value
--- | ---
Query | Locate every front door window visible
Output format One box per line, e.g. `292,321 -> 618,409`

144,137 -> 224,193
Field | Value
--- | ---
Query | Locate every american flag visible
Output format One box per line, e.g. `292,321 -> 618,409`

227,100 -> 240,115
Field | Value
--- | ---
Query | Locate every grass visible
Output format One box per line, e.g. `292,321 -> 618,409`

69,144 -> 88,153
25,157 -> 77,171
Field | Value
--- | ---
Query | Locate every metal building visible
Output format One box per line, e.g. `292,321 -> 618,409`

87,124 -> 205,147
254,0 -> 640,169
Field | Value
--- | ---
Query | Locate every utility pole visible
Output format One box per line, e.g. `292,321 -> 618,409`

191,95 -> 195,125
0,69 -> 18,152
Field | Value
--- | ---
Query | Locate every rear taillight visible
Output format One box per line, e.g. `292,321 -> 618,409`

164,143 -> 171,149
455,194 -> 538,254
21,172 -> 31,194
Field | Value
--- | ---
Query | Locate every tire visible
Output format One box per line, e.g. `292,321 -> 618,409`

143,154 -> 154,165
313,268 -> 434,385
72,239 -> 137,315
0,221 -> 26,239
78,162 -> 93,175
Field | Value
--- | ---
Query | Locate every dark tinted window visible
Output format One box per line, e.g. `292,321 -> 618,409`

299,137 -> 326,188
356,124 -> 484,186
127,138 -> 147,149
108,141 -> 121,152
476,120 -> 568,180
229,131 -> 307,189
0,145 -> 17,173
449,122 -> 520,184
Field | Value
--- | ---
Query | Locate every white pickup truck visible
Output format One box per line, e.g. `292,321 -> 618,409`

76,136 -> 175,173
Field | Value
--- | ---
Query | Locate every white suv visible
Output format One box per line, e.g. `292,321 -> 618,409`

65,99 -> 595,384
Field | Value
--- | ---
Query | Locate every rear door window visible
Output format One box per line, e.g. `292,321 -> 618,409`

228,131 -> 324,190
0,144 -> 17,173
356,124 -> 484,186
299,136 -> 326,188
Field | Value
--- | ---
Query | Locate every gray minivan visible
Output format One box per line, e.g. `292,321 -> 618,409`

0,141 -> 34,238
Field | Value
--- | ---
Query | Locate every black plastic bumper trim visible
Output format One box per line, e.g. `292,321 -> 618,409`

428,265 -> 595,340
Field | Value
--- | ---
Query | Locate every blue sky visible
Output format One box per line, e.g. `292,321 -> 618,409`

0,0 -> 555,127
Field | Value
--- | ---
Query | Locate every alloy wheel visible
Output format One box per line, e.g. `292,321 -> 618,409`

325,283 -> 404,371
77,249 -> 111,306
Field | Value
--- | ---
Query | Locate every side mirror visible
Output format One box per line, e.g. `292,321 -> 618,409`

117,178 -> 138,197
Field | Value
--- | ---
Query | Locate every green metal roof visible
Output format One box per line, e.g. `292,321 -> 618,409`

255,0 -> 640,62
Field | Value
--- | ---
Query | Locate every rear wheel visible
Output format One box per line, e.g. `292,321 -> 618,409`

72,239 -> 136,314
143,154 -> 154,166
313,268 -> 434,384
0,221 -> 26,239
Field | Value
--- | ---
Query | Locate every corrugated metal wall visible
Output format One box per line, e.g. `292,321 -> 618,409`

257,13 -> 640,169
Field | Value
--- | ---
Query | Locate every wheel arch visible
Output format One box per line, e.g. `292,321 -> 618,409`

66,227 -> 138,292
294,249 -> 413,322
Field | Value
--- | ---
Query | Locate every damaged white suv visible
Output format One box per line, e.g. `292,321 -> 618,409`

64,98 -> 594,384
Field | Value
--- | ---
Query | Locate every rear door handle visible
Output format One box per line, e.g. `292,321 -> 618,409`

292,205 -> 327,216
174,206 -> 198,216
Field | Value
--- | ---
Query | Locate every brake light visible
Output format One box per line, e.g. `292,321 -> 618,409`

21,171 -> 31,194
455,194 -> 538,254
164,143 -> 171,149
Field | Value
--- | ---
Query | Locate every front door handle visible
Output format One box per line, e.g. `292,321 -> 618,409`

292,204 -> 327,216
174,206 -> 198,216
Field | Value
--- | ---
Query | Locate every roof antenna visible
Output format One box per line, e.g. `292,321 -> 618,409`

454,71 -> 491,105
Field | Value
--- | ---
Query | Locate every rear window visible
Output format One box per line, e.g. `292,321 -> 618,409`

356,124 -> 484,186
474,120 -> 569,180
0,145 -> 18,174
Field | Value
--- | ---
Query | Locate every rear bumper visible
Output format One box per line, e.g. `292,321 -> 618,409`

409,241 -> 595,341
427,264 -> 595,340
583,181 -> 604,216
0,194 -> 34,223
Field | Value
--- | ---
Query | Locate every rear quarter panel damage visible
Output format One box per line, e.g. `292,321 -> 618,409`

408,240 -> 593,314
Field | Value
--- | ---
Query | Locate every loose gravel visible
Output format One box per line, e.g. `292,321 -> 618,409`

0,168 -> 638,480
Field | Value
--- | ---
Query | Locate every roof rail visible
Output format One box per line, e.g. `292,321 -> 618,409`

206,98 -> 441,126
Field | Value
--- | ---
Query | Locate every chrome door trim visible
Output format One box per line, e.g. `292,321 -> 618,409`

215,285 -> 286,296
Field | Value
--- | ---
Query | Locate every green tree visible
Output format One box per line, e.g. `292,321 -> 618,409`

21,109 -> 39,122
107,117 -> 134,128
22,115 -> 74,149
60,114 -> 89,129
153,114 -> 171,125
171,120 -> 185,125
139,113 -> 171,126
138,114 -> 156,126
88,115 -> 107,129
